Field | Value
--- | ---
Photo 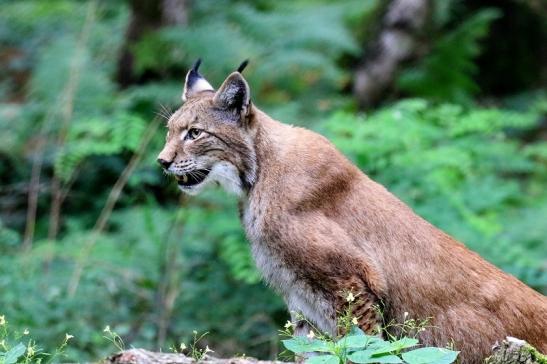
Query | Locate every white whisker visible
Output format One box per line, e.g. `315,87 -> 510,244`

156,104 -> 174,122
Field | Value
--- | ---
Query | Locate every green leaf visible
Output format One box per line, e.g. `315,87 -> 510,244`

372,337 -> 419,356
396,9 -> 500,104
402,347 -> 459,364
306,354 -> 340,364
348,349 -> 376,363
369,355 -> 402,363
348,350 -> 402,363
348,325 -> 366,336
4,343 -> 26,364
337,334 -> 385,349
282,337 -> 331,354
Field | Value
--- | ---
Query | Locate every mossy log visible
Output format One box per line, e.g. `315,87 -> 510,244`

484,337 -> 546,364
104,337 -> 546,364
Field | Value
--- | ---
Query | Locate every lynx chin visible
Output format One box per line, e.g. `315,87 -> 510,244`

157,59 -> 547,364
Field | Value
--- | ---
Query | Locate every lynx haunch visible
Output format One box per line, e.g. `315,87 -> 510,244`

157,60 -> 547,363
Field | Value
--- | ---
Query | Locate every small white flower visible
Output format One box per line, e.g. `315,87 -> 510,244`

23,329 -> 29,335
346,292 -> 355,303
352,317 -> 358,325
0,315 -> 5,325
192,330 -> 198,335
180,343 -> 187,351
306,330 -> 315,339
103,325 -> 111,333
284,320 -> 293,329
65,333 -> 74,341
403,312 -> 409,319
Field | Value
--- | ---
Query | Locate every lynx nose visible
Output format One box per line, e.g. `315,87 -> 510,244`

157,158 -> 172,169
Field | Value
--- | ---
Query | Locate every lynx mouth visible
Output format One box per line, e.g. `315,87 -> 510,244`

175,169 -> 210,187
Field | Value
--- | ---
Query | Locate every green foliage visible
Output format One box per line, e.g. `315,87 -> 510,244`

132,0 -> 375,122
400,348 -> 458,364
175,331 -> 214,362
3,343 -> 26,364
0,220 -> 21,250
0,314 -> 75,364
398,8 -> 501,104
281,299 -> 459,364
0,200 -> 283,362
134,1 -> 361,82
102,325 -> 125,353
54,113 -> 147,181
324,100 -> 547,290
284,329 -> 456,364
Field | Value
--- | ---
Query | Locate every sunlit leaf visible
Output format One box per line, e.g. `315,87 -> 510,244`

372,337 -> 419,356
401,347 -> 459,364
4,343 -> 27,364
306,354 -> 340,364
283,337 -> 331,353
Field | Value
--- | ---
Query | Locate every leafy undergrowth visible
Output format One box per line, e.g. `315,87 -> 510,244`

0,314 -> 73,364
283,328 -> 458,364
281,293 -> 459,364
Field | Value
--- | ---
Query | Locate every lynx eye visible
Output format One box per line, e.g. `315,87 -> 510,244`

186,128 -> 202,140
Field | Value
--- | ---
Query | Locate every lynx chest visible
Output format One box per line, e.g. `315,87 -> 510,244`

240,200 -> 337,333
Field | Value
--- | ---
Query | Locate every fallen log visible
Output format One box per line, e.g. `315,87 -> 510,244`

104,337 -> 546,364
484,337 -> 546,364
104,350 -> 288,364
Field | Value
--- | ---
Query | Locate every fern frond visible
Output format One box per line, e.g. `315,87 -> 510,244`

397,8 -> 501,103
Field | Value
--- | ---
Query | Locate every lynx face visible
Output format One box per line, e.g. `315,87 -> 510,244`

157,61 -> 256,196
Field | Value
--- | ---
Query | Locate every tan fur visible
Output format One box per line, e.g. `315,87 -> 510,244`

158,70 -> 547,363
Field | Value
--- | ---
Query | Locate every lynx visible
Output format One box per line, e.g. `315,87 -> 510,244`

157,60 -> 547,363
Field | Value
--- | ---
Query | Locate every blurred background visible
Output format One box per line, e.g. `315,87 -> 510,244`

0,0 -> 546,361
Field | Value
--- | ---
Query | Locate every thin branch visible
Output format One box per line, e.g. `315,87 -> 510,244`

67,117 -> 161,298
22,0 -> 98,250
156,204 -> 187,348
22,138 -> 46,251
48,0 -> 98,240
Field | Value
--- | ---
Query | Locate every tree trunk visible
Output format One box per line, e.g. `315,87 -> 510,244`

353,0 -> 429,109
116,0 -> 190,87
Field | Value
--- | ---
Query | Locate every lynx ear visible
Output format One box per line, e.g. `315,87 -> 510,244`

213,72 -> 251,118
182,59 -> 214,101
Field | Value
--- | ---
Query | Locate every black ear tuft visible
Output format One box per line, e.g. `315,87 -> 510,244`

182,58 -> 214,101
186,58 -> 204,89
192,58 -> 202,72
237,59 -> 249,73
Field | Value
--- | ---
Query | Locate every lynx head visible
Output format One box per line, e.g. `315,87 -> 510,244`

157,59 -> 256,196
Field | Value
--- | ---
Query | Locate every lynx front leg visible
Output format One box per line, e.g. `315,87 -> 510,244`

289,311 -> 319,363
285,290 -> 334,361
334,276 -> 383,336
292,313 -> 314,337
